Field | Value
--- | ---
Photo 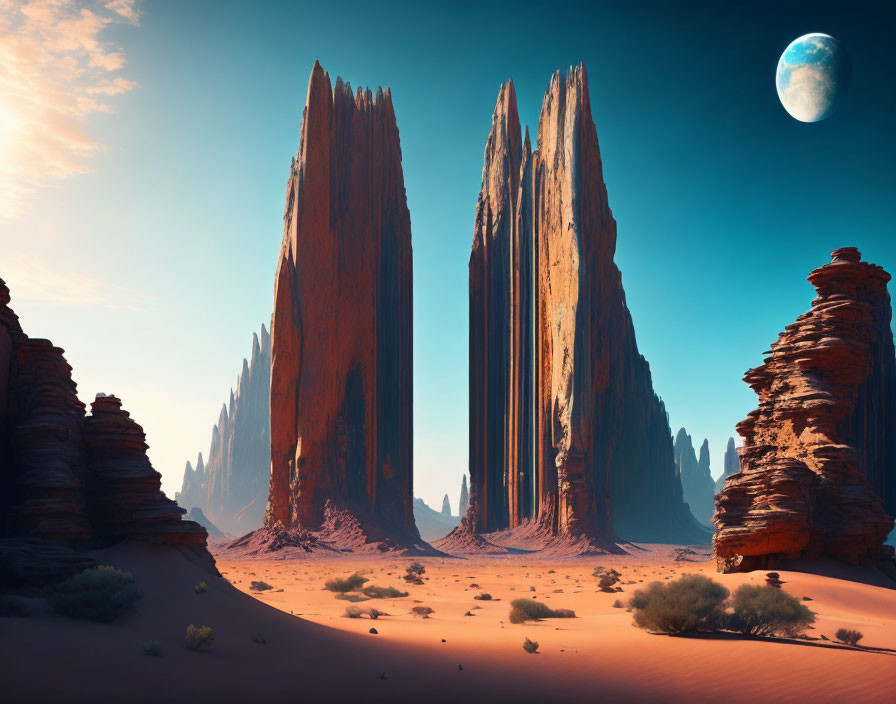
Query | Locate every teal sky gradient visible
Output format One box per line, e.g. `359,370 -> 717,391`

2,0 -> 894,514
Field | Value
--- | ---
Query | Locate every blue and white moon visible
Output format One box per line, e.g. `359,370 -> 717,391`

776,33 -> 851,122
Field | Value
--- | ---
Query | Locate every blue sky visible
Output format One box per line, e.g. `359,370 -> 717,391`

1,0 -> 894,512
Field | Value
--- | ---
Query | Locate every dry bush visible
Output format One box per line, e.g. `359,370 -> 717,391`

629,574 -> 729,634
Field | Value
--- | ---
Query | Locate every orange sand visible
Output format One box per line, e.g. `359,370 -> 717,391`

3,543 -> 895,703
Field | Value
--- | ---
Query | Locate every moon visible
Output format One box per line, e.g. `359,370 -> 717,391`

776,33 -> 851,122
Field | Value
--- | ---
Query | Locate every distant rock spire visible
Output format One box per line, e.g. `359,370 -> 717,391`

459,474 -> 469,518
715,437 -> 740,494
674,429 -> 715,526
441,494 -> 451,516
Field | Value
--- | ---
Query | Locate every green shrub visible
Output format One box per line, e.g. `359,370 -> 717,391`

835,628 -> 863,646
509,598 -> 575,624
142,640 -> 162,656
50,566 -> 142,622
726,584 -> 815,637
344,605 -> 364,618
411,606 -> 434,618
185,625 -> 214,651
629,574 -> 729,633
324,573 -> 369,593
251,632 -> 267,644
250,580 -> 274,592
361,585 -> 408,599
194,581 -> 207,594
0,594 -> 31,618
522,637 -> 539,653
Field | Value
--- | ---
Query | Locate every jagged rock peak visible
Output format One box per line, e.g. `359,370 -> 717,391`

715,248 -> 896,572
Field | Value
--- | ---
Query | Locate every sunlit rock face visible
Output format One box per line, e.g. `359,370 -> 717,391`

715,248 -> 896,572
458,65 -> 709,551
0,278 -> 212,587
266,62 -> 424,551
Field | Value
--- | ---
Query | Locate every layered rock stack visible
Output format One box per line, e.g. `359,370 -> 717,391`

264,62 -> 425,552
177,324 -> 271,536
714,437 -> 739,495
715,248 -> 896,572
0,278 -> 211,587
674,429 -> 715,525
449,65 -> 707,552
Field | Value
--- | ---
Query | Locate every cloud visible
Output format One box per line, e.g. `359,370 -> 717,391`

0,0 -> 141,221
3,253 -> 151,310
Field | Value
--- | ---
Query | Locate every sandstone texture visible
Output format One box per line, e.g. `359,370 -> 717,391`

265,62 -> 425,553
674,429 -> 715,525
715,248 -> 896,572
0,278 -> 212,587
177,324 -> 271,536
457,65 -> 707,551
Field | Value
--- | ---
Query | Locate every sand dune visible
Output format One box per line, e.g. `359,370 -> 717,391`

3,543 -> 895,703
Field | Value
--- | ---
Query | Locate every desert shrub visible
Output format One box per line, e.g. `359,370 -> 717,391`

194,581 -> 207,594
50,566 -> 142,622
250,580 -> 274,592
142,640 -> 162,656
473,593 -> 492,601
598,570 -> 622,592
726,584 -> 815,637
185,625 -> 214,651
509,598 -> 575,624
325,573 -> 369,593
629,574 -> 729,634
835,628 -> 863,646
251,632 -> 267,644
344,605 -> 364,618
404,562 -> 426,585
0,594 -> 31,618
522,637 -> 539,653
612,600 -> 623,608
334,593 -> 369,602
411,606 -> 434,618
368,608 -> 384,620
362,585 -> 408,599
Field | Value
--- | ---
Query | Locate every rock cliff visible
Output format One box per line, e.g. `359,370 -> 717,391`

0,278 -> 212,587
457,65 -> 708,551
674,429 -> 715,525
265,62 -> 426,553
715,248 -> 896,571
177,325 -> 271,536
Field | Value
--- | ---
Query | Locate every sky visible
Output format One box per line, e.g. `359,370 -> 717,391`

1,0 -> 895,513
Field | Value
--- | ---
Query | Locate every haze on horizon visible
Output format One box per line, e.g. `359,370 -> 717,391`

1,0 -> 894,513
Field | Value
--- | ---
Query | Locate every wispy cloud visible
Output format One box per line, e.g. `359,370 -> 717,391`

3,253 -> 151,310
0,0 -> 142,221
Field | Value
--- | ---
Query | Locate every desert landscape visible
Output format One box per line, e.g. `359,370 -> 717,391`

2,2 -> 895,703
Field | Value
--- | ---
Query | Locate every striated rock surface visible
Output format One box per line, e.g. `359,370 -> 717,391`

715,437 -> 740,494
265,62 -> 427,554
177,325 -> 271,536
0,278 -> 212,588
457,65 -> 708,552
715,248 -> 896,572
674,429 -> 715,525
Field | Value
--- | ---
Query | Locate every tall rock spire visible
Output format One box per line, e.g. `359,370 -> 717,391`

450,65 -> 707,552
715,248 -> 895,571
266,62 -> 423,551
458,474 -> 469,518
715,437 -> 739,494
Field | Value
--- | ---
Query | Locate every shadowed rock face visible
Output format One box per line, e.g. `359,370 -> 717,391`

714,437 -> 740,495
266,62 -> 421,551
715,248 -> 896,572
674,429 -> 715,525
462,65 -> 707,548
177,325 -> 271,536
0,278 -> 211,587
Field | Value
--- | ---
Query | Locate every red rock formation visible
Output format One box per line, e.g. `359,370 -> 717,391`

265,62 -> 424,552
455,65 -> 707,552
177,324 -> 271,536
715,248 -> 896,572
0,277 -> 212,587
